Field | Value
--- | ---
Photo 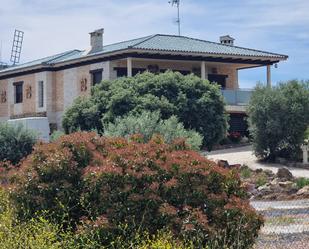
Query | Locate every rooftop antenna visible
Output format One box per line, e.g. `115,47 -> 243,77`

10,29 -> 24,65
169,0 -> 181,36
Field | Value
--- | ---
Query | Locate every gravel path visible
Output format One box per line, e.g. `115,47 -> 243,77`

251,199 -> 309,248
203,146 -> 309,248
203,146 -> 309,178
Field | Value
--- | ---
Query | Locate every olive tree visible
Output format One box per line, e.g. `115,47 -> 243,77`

248,80 -> 309,160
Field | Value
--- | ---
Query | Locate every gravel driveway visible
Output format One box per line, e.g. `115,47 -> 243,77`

251,199 -> 309,249
203,146 -> 309,178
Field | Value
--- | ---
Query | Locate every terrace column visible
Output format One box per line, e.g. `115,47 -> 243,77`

201,61 -> 206,80
127,57 -> 132,77
267,65 -> 271,87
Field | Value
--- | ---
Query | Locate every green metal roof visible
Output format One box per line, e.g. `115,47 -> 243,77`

0,50 -> 83,73
130,34 -> 287,58
0,34 -> 287,74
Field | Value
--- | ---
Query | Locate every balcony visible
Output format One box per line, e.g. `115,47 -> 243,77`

221,89 -> 253,106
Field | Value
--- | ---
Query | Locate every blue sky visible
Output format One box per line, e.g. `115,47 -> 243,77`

0,0 -> 308,88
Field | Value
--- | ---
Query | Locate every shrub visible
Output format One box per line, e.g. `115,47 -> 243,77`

62,97 -> 102,134
295,177 -> 309,189
255,173 -> 267,188
240,166 -> 252,179
104,111 -> 203,150
0,188 -> 61,249
0,123 -> 37,165
248,80 -> 309,160
10,132 -> 263,248
63,71 -> 227,149
50,130 -> 65,142
305,127 -> 309,140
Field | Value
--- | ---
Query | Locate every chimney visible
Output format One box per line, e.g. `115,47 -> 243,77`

220,35 -> 235,46
89,28 -> 104,53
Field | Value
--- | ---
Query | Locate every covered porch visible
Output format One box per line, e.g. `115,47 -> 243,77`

110,55 -> 274,106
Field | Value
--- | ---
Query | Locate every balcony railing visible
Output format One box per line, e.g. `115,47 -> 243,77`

221,89 -> 253,106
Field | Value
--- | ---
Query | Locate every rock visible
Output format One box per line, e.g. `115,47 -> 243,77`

269,183 -> 282,193
296,186 -> 309,196
244,183 -> 257,195
270,178 -> 279,186
240,164 -> 250,170
264,169 -> 275,177
278,181 -> 294,188
255,168 -> 263,174
229,164 -> 241,169
276,167 -> 293,181
257,184 -> 271,192
217,160 -> 229,168
287,185 -> 299,195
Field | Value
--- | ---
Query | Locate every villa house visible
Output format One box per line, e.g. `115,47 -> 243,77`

0,29 -> 287,132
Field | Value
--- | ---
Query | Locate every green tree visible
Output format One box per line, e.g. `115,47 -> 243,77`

63,71 -> 227,149
0,123 -> 37,164
248,80 -> 309,160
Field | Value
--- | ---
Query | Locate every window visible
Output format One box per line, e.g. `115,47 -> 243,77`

208,74 -> 227,89
38,81 -> 44,108
90,69 -> 103,85
14,81 -> 23,104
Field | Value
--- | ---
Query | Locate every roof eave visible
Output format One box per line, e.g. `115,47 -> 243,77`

0,48 -> 288,78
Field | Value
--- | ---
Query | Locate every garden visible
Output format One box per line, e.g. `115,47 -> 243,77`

0,72 -> 308,248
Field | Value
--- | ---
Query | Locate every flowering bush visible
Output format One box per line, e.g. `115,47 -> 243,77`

9,132 -> 263,248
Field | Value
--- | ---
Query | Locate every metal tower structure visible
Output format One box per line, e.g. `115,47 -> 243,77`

10,29 -> 24,65
169,0 -> 181,36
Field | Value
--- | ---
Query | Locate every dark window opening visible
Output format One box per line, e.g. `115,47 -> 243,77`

14,81 -> 23,104
208,74 -> 227,89
38,81 -> 44,108
147,64 -> 160,74
90,69 -> 103,85
115,67 -> 192,78
114,67 -> 146,78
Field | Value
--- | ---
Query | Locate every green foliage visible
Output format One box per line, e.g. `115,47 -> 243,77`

104,111 -> 203,150
62,97 -> 102,134
0,188 -> 61,249
248,80 -> 309,160
255,173 -> 267,188
295,177 -> 309,189
62,71 -> 227,149
0,123 -> 37,165
9,132 -> 263,248
305,127 -> 309,140
50,130 -> 65,142
240,166 -> 252,179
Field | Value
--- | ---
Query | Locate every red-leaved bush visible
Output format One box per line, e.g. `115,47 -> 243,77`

6,132 -> 263,248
